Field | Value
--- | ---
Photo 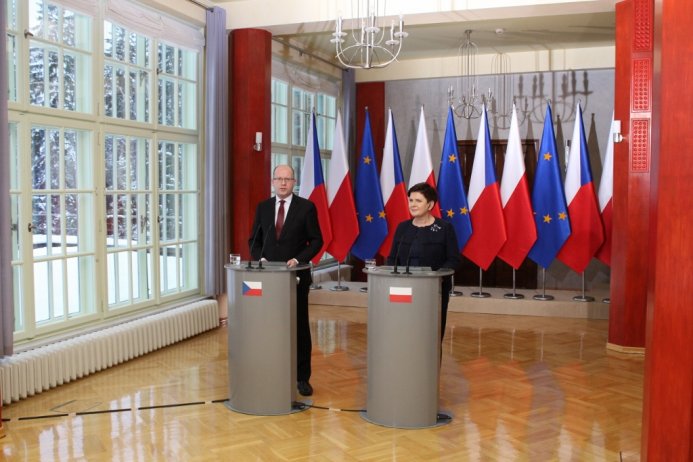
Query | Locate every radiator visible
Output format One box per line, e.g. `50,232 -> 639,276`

0,299 -> 219,404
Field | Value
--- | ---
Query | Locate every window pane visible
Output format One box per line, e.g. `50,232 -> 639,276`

7,0 -> 17,30
272,79 -> 288,105
13,266 -> 23,331
272,105 -> 288,144
7,35 -> 18,101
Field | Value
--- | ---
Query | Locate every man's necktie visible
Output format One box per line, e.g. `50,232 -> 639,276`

276,199 -> 285,238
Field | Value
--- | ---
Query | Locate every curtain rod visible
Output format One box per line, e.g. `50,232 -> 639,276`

187,0 -> 213,11
272,37 -> 347,72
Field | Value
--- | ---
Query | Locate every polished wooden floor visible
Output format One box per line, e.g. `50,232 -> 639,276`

1,305 -> 643,461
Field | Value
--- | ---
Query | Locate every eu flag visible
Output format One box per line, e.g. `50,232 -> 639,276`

437,107 -> 472,251
527,103 -> 571,269
351,110 -> 388,260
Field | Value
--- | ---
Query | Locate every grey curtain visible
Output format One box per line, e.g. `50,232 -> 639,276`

203,6 -> 229,296
0,0 -> 14,356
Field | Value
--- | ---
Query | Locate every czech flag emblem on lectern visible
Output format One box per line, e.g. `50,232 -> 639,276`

242,281 -> 263,297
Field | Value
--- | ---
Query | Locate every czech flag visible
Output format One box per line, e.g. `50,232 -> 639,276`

299,111 -> 333,263
379,108 -> 410,257
242,281 -> 262,296
463,105 -> 507,270
557,103 -> 604,273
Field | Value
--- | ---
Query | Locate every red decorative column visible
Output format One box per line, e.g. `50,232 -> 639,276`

641,0 -> 693,459
608,0 -> 651,352
229,29 -> 272,260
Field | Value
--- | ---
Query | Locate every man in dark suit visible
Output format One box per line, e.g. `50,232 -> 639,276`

248,164 -> 323,396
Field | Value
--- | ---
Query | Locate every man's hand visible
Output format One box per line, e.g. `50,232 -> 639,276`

286,258 -> 299,268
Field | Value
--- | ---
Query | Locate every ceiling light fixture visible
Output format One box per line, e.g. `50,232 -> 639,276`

448,30 -> 488,119
331,0 -> 408,70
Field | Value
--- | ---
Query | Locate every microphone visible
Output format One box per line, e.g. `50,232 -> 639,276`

247,223 -> 263,269
391,236 -> 405,274
257,223 -> 274,270
404,228 -> 421,275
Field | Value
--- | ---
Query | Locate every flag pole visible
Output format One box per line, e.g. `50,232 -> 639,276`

504,268 -> 524,299
449,274 -> 463,297
330,261 -> 349,291
533,267 -> 554,301
572,272 -> 594,302
309,262 -> 322,290
470,267 -> 490,298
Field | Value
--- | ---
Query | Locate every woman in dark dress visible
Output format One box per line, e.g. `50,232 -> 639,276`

387,183 -> 461,341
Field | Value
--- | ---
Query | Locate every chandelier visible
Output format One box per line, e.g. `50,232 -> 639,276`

448,30 -> 488,119
331,0 -> 408,69
490,51 -> 514,128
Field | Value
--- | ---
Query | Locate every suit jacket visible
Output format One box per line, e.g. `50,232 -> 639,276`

386,218 -> 461,271
249,194 -> 323,267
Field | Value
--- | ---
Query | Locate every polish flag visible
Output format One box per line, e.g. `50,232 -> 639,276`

389,286 -> 413,303
557,103 -> 604,273
299,112 -> 333,263
463,105 -> 507,270
242,281 -> 262,296
498,105 -> 537,269
378,108 -> 410,257
409,106 -> 441,217
595,114 -> 615,266
326,111 -> 359,262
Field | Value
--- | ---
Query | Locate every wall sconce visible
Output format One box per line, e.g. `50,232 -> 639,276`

612,120 -> 623,143
253,132 -> 263,152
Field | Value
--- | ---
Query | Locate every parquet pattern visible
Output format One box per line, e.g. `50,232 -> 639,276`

0,305 -> 643,461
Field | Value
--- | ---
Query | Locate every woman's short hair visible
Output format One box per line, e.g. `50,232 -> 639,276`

408,182 -> 438,204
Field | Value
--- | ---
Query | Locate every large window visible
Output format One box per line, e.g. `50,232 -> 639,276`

271,78 -> 337,195
7,0 -> 203,343
271,66 -> 339,263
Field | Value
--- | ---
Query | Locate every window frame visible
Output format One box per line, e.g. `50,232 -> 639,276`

7,0 -> 204,344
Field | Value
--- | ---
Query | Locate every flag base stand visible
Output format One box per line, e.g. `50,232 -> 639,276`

533,294 -> 554,301
503,269 -> 524,299
602,297 -> 610,304
533,268 -> 554,301
471,267 -> 490,298
330,262 -> 350,291
504,292 -> 524,300
470,291 -> 491,298
572,272 -> 593,302
449,275 -> 463,297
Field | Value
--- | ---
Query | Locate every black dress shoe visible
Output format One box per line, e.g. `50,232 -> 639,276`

297,381 -> 313,396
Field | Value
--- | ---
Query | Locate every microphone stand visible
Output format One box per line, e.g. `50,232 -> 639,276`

256,223 -> 274,270
247,223 -> 263,269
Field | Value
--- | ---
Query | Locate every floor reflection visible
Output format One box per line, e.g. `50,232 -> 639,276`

2,306 -> 643,461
